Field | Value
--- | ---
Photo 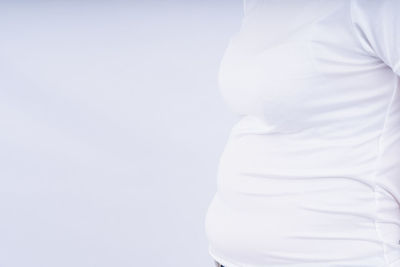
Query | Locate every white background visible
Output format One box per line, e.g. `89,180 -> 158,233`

0,1 -> 243,266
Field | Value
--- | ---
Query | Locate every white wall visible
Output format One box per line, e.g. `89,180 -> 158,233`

0,1 -> 243,267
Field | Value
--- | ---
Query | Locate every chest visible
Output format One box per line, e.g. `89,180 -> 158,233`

217,1 -> 394,133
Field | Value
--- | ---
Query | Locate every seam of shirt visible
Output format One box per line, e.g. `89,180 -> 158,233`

348,0 -> 376,58
371,77 -> 399,266
386,78 -> 400,265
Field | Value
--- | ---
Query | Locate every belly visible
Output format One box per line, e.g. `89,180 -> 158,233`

204,117 -> 386,266
205,190 -> 385,266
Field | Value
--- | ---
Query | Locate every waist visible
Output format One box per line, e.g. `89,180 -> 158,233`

205,191 -> 385,266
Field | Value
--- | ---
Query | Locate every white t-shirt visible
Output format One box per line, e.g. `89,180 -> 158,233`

204,0 -> 400,266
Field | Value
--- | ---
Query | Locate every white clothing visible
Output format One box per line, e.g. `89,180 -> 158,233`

204,0 -> 400,266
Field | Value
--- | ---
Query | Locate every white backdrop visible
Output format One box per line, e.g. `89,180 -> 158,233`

0,1 -> 243,266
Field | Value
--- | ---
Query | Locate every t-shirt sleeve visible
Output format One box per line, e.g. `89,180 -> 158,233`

350,0 -> 400,75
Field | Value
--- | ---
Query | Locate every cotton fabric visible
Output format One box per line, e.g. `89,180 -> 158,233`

204,0 -> 400,266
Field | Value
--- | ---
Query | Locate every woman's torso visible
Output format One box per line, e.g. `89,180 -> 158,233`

205,0 -> 400,266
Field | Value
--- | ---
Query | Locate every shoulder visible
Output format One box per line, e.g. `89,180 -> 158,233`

349,0 -> 400,74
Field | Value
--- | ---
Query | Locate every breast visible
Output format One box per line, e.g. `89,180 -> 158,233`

217,0 -> 394,135
218,33 -> 322,133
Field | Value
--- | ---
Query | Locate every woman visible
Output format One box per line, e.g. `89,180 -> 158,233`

205,0 -> 400,266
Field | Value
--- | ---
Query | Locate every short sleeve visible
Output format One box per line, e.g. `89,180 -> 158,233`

350,0 -> 400,75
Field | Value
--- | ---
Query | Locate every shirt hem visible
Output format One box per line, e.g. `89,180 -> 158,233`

208,245 -> 242,267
